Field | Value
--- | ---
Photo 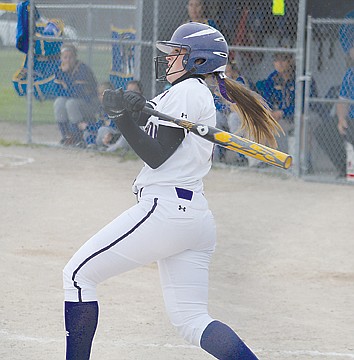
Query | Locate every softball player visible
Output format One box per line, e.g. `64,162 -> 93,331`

63,22 -> 281,359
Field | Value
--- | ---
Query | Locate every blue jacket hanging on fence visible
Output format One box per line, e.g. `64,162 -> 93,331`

16,0 -> 40,54
110,26 -> 135,90
13,4 -> 65,101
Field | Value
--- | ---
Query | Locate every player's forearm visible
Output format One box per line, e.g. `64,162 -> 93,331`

114,112 -> 173,169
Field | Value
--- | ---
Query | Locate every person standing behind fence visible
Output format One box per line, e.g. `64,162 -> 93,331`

53,44 -> 99,146
185,0 -> 218,29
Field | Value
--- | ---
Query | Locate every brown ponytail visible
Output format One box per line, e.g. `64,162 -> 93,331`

206,74 -> 283,148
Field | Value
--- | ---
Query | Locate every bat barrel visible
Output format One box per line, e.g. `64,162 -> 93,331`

284,156 -> 292,169
213,131 -> 292,169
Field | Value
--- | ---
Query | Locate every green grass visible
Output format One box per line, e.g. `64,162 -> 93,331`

0,47 -> 113,125
0,49 -> 54,124
0,138 -> 24,146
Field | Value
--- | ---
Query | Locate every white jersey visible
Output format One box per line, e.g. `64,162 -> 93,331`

134,77 -> 216,192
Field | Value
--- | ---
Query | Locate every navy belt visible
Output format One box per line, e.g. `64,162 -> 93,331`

175,187 -> 193,201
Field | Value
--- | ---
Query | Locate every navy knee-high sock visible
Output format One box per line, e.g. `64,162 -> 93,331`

64,301 -> 99,360
200,320 -> 259,360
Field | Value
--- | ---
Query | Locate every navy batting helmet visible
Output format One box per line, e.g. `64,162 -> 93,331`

155,22 -> 228,81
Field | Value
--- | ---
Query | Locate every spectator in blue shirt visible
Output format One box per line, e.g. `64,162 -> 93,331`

53,44 -> 99,146
262,52 -> 317,154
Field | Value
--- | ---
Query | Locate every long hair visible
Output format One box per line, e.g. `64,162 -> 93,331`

206,74 -> 283,148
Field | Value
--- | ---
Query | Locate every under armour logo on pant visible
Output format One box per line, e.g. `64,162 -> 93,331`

178,205 -> 186,212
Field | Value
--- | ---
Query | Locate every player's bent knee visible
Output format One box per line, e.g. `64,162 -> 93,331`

63,262 -> 99,302
170,315 -> 214,347
63,262 -> 75,290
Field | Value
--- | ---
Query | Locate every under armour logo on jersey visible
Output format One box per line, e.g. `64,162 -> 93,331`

181,113 -> 188,119
178,205 -> 186,212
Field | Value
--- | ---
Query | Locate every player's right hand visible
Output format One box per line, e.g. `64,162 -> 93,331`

123,91 -> 146,112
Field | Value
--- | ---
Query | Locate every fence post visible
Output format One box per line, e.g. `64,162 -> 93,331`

26,0 -> 35,144
151,0 -> 159,97
301,15 -> 313,174
293,0 -> 307,177
135,0 -> 144,81
87,3 -> 94,68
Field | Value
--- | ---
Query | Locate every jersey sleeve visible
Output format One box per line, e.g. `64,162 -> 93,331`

157,80 -> 214,128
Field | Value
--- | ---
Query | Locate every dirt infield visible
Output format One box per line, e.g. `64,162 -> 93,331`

1,145 -> 353,360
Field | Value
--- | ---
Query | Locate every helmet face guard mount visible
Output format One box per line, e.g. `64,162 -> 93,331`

154,44 -> 191,82
154,22 -> 228,82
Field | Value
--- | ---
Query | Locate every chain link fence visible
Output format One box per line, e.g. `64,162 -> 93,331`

303,16 -> 354,183
1,0 -> 353,184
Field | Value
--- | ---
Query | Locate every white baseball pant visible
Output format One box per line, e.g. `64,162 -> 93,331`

63,185 -> 217,346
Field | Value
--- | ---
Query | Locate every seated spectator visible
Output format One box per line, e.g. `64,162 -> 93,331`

53,44 -> 99,146
262,52 -> 318,155
78,81 -> 119,149
106,80 -> 143,153
185,0 -> 218,29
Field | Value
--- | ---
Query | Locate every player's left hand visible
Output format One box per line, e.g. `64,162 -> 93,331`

102,88 -> 125,118
103,89 -> 146,118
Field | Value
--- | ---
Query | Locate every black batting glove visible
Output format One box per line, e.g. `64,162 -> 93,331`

102,88 -> 125,118
123,91 -> 146,112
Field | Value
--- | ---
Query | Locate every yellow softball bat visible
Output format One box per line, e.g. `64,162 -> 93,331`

143,106 -> 292,170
